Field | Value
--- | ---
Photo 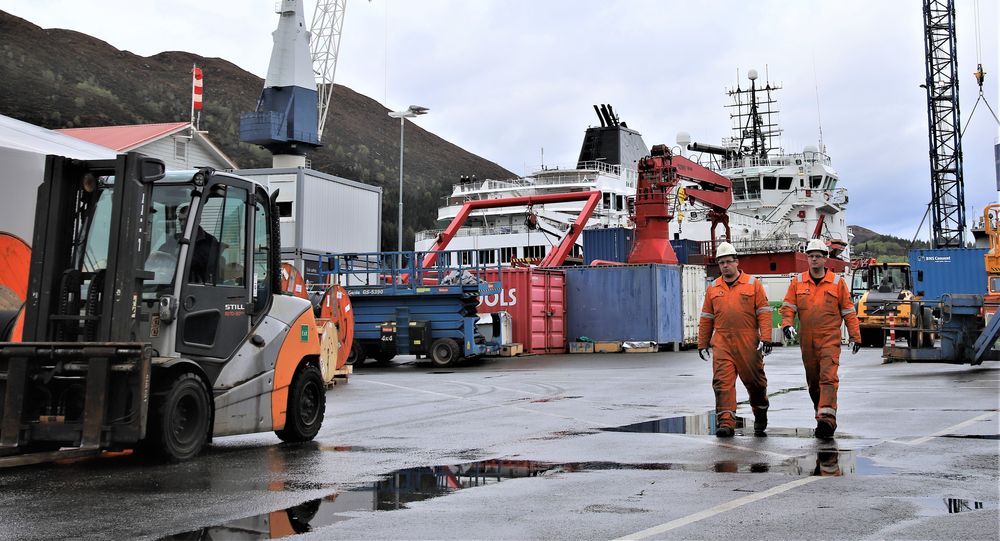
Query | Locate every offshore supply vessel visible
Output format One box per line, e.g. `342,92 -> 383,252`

415,71 -> 851,278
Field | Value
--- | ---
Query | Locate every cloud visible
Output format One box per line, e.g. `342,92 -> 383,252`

7,0 -> 997,237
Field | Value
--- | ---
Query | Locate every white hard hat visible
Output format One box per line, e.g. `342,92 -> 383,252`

715,242 -> 737,259
805,239 -> 829,254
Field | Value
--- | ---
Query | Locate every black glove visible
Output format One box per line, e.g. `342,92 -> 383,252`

851,341 -> 861,354
757,340 -> 772,356
698,348 -> 711,361
782,326 -> 797,341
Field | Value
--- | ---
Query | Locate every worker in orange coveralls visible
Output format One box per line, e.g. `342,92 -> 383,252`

780,238 -> 862,439
698,242 -> 773,438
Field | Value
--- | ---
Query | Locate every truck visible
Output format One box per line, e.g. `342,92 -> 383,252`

0,153 -> 331,466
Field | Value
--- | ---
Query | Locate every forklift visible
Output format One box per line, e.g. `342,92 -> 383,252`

0,153 -> 329,466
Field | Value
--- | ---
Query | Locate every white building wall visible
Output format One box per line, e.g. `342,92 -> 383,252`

134,136 -> 231,171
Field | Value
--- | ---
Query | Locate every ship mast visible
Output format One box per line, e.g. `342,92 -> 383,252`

726,69 -> 782,160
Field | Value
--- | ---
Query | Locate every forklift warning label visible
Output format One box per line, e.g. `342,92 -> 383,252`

300,324 -> 309,342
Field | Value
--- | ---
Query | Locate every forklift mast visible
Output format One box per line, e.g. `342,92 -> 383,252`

22,154 -> 165,343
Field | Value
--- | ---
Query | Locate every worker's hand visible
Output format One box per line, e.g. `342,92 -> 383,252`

850,341 -> 862,354
757,340 -> 772,356
698,348 -> 711,361
782,326 -> 797,341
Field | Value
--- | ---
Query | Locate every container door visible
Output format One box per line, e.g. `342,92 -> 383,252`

544,271 -> 567,353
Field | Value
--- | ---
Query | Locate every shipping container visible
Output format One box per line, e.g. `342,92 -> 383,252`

582,227 -> 634,265
563,264 -> 683,344
237,166 -> 383,283
681,265 -> 708,345
670,239 -> 702,265
909,248 -> 988,301
476,268 -> 567,354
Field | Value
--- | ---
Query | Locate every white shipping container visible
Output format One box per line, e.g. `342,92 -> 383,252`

237,166 -> 383,282
681,264 -> 709,345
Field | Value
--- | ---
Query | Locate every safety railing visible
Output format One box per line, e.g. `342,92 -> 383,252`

318,250 -> 502,296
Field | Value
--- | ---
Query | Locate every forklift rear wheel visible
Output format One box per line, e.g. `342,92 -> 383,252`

346,342 -> 366,366
373,351 -> 396,365
430,339 -> 461,367
144,372 -> 211,462
276,364 -> 325,443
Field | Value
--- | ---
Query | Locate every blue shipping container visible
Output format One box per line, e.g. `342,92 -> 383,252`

669,239 -> 702,265
563,264 -> 683,344
909,248 -> 987,301
583,228 -> 634,265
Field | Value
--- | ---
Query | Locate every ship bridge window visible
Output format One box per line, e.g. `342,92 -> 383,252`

732,179 -> 746,200
745,179 -> 761,200
500,246 -> 516,263
763,176 -> 777,190
459,250 -> 473,265
616,195 -> 624,210
809,175 -> 823,188
603,193 -> 612,210
778,177 -> 793,190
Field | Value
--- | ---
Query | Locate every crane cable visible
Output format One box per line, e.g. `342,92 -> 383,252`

961,0 -> 1000,138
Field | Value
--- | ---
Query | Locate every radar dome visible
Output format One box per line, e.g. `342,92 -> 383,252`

803,145 -> 818,154
748,69 -> 758,81
676,132 -> 691,146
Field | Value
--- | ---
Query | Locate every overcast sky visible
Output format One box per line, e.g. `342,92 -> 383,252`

6,0 -> 998,238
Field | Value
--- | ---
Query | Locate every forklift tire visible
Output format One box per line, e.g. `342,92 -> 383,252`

429,339 -> 461,367
346,342 -> 366,366
276,364 -> 325,443
143,372 -> 211,462
373,351 -> 396,365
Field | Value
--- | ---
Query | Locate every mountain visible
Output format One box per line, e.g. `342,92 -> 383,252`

850,224 -> 929,262
0,10 -> 516,250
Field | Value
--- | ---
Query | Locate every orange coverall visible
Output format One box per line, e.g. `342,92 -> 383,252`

780,271 -> 862,430
698,272 -> 772,429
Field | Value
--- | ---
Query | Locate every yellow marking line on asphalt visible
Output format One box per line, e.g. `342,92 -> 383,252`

613,476 -> 825,540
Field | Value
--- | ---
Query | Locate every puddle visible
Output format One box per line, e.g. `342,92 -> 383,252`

429,371 -> 455,374
906,496 -> 994,516
602,411 -> 853,439
161,453 -> 894,539
939,434 -> 1000,440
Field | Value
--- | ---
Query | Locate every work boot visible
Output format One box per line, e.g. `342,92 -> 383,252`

753,410 -> 768,436
815,419 -> 835,439
715,426 -> 735,438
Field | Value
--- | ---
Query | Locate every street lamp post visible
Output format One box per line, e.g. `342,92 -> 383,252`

388,105 -> 429,254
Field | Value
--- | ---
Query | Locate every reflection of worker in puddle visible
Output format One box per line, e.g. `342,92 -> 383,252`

780,239 -> 862,439
814,451 -> 843,477
698,242 -> 773,438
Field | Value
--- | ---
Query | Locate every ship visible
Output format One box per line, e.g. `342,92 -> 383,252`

415,72 -> 851,276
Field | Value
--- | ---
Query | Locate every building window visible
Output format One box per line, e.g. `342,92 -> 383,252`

174,138 -> 188,160
277,201 -> 292,218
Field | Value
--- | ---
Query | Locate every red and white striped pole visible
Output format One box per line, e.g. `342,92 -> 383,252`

191,65 -> 203,130
888,311 -> 896,345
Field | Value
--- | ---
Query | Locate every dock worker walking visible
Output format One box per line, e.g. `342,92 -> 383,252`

698,242 -> 773,438
780,239 -> 862,439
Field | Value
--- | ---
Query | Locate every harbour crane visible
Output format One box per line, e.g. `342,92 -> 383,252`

922,0 -> 967,248
310,0 -> 348,142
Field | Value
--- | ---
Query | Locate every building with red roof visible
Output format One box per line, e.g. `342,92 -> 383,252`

58,121 -> 237,170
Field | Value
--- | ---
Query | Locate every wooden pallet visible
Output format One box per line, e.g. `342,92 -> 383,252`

624,345 -> 658,353
499,343 -> 523,357
594,341 -> 622,353
327,364 -> 353,387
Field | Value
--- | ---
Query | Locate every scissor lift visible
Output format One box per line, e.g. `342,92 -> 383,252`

320,251 -> 501,367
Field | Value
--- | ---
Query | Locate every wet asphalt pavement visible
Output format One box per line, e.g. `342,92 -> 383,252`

0,345 -> 998,540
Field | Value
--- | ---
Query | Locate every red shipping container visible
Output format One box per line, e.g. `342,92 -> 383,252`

477,268 -> 566,354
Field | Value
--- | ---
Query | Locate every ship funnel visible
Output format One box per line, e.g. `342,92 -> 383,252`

593,105 -> 606,127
